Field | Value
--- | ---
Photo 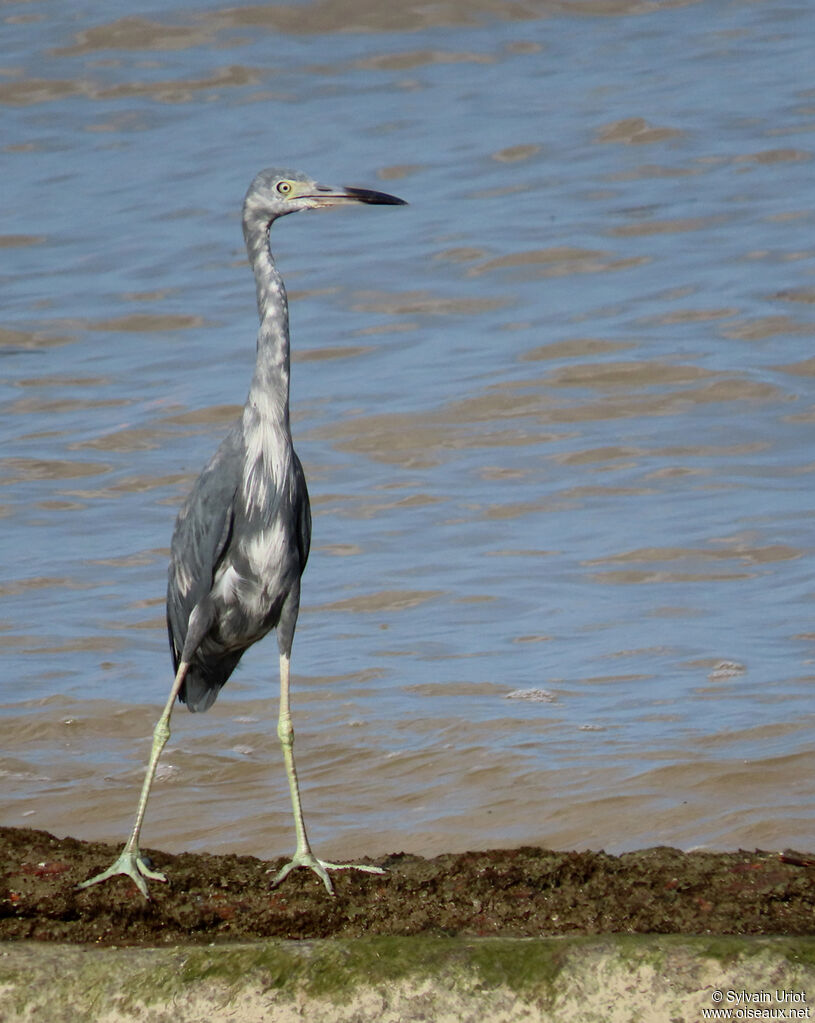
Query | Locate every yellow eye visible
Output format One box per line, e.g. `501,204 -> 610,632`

276,181 -> 292,195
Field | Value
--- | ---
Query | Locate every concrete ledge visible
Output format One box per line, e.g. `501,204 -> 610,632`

2,935 -> 815,1022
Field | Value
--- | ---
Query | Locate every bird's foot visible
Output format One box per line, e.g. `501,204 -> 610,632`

77,845 -> 166,899
269,849 -> 385,895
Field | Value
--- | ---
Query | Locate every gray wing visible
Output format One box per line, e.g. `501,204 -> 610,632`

166,427 -> 242,673
292,451 -> 311,574
273,450 -> 311,660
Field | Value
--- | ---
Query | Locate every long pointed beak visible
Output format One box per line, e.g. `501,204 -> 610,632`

303,184 -> 407,207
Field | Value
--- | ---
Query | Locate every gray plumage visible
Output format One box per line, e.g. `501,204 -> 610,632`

166,432 -> 311,712
166,169 -> 312,711
167,167 -> 404,712
78,167 -> 405,898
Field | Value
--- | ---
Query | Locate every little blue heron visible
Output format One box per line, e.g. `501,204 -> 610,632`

79,168 -> 407,897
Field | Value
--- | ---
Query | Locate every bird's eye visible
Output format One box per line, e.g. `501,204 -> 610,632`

276,181 -> 292,195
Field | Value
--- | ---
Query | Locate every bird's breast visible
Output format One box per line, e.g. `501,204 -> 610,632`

241,403 -> 292,514
211,519 -> 295,624
241,520 -> 289,584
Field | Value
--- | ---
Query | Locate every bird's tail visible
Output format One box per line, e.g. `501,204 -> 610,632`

178,650 -> 243,713
179,671 -> 222,713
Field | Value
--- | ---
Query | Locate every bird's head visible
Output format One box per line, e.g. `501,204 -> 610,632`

243,167 -> 407,231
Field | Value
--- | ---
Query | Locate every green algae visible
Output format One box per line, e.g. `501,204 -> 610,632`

5,935 -> 815,1022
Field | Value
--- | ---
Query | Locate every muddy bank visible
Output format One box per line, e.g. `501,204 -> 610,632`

2,826 -> 814,944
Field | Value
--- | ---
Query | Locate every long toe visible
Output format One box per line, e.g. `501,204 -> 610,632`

269,851 -> 385,895
321,860 -> 386,876
77,847 -> 167,899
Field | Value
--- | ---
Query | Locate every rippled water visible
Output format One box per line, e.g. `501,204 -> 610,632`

2,0 -> 814,862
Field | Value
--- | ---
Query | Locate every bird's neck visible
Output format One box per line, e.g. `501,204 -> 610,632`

245,221 -> 291,433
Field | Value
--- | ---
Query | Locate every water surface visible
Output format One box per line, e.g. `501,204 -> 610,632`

2,0 -> 814,860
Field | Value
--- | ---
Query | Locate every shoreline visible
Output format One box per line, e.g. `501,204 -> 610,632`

2,825 -> 814,944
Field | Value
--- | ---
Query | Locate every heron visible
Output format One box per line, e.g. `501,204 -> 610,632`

78,168 -> 407,898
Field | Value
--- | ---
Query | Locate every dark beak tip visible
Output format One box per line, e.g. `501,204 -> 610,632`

344,186 -> 408,206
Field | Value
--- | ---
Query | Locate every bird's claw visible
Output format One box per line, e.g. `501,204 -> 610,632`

77,846 -> 166,899
269,850 -> 385,895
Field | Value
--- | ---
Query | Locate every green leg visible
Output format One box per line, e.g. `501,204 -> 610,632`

270,653 -> 385,895
77,662 -> 189,898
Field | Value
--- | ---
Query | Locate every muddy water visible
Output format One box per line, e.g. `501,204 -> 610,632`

2,1 -> 814,863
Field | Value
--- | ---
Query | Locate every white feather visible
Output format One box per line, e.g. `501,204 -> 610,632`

174,560 -> 193,596
211,563 -> 242,603
242,395 -> 292,511
243,521 -> 287,583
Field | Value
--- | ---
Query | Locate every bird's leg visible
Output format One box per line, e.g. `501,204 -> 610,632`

270,653 -> 385,895
77,661 -> 189,898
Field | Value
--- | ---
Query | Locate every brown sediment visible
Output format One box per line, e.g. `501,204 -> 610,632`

2,826 -> 814,945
